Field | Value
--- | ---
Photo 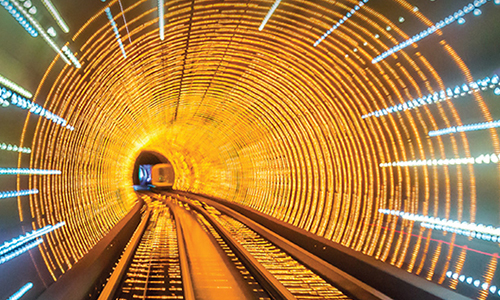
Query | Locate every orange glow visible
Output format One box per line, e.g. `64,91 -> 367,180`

11,0 -> 499,295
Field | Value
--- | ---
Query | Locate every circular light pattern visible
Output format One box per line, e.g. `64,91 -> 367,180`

13,0 -> 500,297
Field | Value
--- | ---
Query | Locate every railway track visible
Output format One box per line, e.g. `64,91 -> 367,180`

98,192 -> 381,300
113,202 -> 183,300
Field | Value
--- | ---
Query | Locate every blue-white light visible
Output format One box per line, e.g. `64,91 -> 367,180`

0,168 -> 61,175
372,0 -> 491,64
0,222 -> 65,256
0,142 -> 31,154
158,0 -> 164,40
0,222 -> 65,266
105,7 -> 127,59
0,74 -> 33,98
314,0 -> 368,47
429,119 -> 500,136
0,84 -> 72,129
0,239 -> 43,265
379,152 -> 500,168
0,189 -> 38,200
379,209 -> 500,243
259,0 -> 281,31
41,0 -> 69,33
7,283 -> 33,300
362,74 -> 500,118
0,0 -> 38,37
421,222 -> 500,242
62,46 -> 81,68
446,271 -> 498,295
7,0 -> 73,65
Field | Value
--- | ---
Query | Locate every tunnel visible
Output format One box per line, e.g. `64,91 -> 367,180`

1,0 -> 500,299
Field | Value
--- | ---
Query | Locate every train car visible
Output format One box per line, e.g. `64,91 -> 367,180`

151,163 -> 175,189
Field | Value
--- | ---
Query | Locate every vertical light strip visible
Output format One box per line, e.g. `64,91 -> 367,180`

7,283 -> 33,300
0,74 -> 33,98
259,0 -> 282,31
41,0 -> 70,33
372,0 -> 491,63
158,0 -> 165,40
105,7 -> 127,58
314,0 -> 368,47
118,0 -> 132,44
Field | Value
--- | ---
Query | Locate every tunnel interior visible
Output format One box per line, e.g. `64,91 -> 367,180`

0,0 -> 500,299
132,151 -> 172,186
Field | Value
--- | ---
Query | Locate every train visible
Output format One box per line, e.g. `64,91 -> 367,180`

151,163 -> 175,189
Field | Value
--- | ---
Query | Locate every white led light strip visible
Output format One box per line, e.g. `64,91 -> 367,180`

0,240 -> 43,265
0,0 -> 38,37
158,0 -> 164,40
0,74 -> 32,98
1,85 -> 73,130
0,168 -> 61,175
314,0 -> 368,47
0,142 -> 31,154
0,189 -> 38,200
379,152 -> 499,167
105,7 -> 127,58
62,46 -> 81,68
379,209 -> 500,243
41,0 -> 69,33
429,119 -> 500,136
7,282 -> 33,300
446,271 -> 499,295
0,222 -> 65,256
259,0 -> 281,31
362,74 -> 499,118
372,0 -> 491,63
8,0 -> 73,65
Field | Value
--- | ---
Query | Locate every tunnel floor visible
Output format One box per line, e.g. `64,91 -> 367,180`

105,192 -> 352,300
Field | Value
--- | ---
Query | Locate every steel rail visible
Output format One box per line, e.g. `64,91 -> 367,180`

168,193 -> 297,300
97,207 -> 151,300
162,197 -> 196,300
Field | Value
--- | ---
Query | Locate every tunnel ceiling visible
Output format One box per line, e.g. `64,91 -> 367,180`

1,0 -> 500,298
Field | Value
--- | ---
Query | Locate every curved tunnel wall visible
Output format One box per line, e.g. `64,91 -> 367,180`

1,0 -> 500,298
